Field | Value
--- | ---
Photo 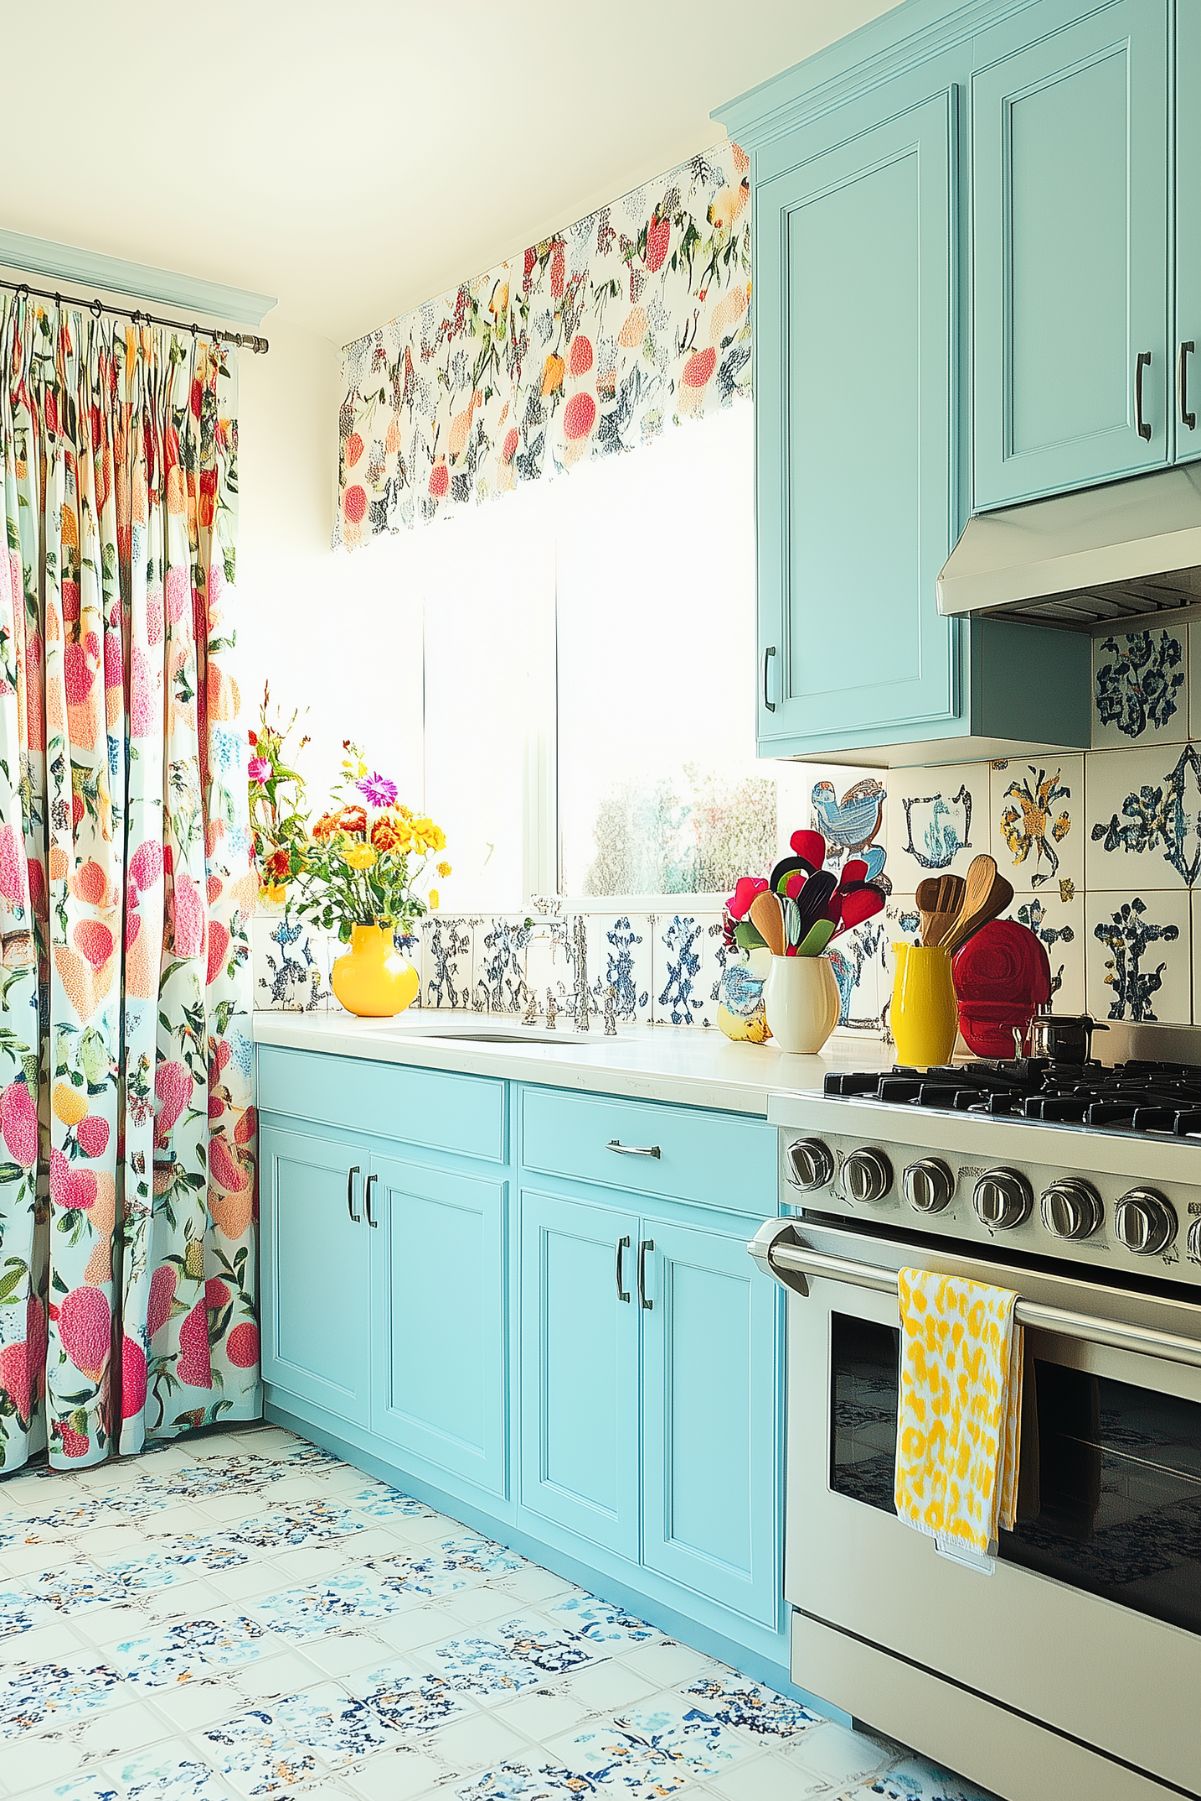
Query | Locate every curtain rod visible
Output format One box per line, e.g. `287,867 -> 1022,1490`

0,273 -> 270,354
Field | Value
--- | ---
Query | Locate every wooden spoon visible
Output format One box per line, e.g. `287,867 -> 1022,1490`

749,889 -> 786,957
943,856 -> 1011,955
916,875 -> 959,947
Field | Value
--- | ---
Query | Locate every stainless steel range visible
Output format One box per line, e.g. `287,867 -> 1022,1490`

755,1048 -> 1201,1801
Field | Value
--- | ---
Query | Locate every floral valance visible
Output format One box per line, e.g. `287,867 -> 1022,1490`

335,141 -> 751,547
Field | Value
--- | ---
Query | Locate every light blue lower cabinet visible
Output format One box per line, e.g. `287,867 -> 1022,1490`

518,1188 -> 642,1558
258,1059 -> 788,1683
259,1121 -> 372,1428
642,1220 -> 780,1627
369,1153 -> 508,1498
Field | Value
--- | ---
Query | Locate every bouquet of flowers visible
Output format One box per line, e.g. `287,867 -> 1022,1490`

247,686 -> 310,905
295,744 -> 449,943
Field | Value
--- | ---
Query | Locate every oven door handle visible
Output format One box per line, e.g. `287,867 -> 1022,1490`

749,1224 -> 1201,1373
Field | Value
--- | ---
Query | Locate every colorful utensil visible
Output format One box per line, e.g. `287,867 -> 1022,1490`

792,869 -> 838,945
770,854 -> 815,896
838,882 -> 885,931
789,829 -> 827,870
797,917 -> 837,956
749,890 -> 785,958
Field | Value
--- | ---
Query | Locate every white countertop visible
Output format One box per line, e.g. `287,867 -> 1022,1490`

251,1010 -> 898,1116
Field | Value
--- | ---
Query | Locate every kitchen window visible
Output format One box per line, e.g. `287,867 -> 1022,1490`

410,403 -> 811,911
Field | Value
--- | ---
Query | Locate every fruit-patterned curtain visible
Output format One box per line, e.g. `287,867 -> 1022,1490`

0,292 -> 259,1471
335,141 -> 752,547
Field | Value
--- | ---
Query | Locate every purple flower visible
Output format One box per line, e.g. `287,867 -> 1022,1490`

357,773 -> 398,809
247,757 -> 271,785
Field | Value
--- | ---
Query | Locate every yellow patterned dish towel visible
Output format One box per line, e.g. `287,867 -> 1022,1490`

894,1268 -> 1024,1555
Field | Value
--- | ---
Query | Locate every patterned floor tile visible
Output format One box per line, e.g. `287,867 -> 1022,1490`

0,1424 -> 993,1801
201,1685 -> 397,1796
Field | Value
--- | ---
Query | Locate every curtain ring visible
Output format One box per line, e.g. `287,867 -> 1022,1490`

131,310 -> 142,327
234,333 -> 243,348
90,299 -> 103,320
191,321 -> 199,338
15,283 -> 29,301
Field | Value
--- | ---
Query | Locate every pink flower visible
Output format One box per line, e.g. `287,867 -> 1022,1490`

247,757 -> 270,785
0,824 -> 27,904
357,772 -> 398,809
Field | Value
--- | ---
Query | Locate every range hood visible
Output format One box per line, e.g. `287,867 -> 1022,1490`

937,466 -> 1201,627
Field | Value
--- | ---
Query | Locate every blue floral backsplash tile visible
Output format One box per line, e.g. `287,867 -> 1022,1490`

1093,626 -> 1188,747
254,709 -> 1201,1028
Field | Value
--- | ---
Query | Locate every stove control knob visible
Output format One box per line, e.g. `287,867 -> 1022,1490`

903,1158 -> 955,1215
1187,1218 -> 1201,1264
973,1168 -> 1033,1230
1040,1179 -> 1103,1242
843,1148 -> 893,1205
1115,1188 -> 1177,1256
786,1138 -> 835,1192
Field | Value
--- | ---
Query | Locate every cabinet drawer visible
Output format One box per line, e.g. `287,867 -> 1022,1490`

258,1046 -> 506,1163
518,1086 -> 774,1215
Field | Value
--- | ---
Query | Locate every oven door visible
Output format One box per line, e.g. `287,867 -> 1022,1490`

772,1218 -> 1201,1796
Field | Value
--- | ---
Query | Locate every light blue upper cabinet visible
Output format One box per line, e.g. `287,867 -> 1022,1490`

1175,0 -> 1201,464
369,1153 -> 508,1498
259,1123 -> 372,1428
519,1188 -> 641,1559
641,1221 -> 779,1627
972,0 -> 1171,507
754,82 -> 959,747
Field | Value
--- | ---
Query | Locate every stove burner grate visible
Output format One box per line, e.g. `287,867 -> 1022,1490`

823,1059 -> 1201,1138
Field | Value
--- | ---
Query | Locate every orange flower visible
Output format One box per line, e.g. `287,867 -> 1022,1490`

311,811 -> 340,841
335,805 -> 367,835
370,817 -> 405,852
541,353 -> 565,396
265,847 -> 290,881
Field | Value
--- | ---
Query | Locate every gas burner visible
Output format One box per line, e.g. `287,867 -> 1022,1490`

823,1059 -> 1201,1138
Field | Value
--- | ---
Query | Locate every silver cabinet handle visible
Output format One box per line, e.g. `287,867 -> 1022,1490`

346,1166 -> 361,1224
607,1139 -> 661,1159
762,644 -> 777,713
1134,350 -> 1153,441
615,1234 -> 631,1303
364,1171 -> 379,1228
637,1238 -> 654,1310
1179,340 -> 1196,430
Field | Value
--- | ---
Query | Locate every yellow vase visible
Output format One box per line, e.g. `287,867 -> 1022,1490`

890,942 -> 958,1066
330,923 -> 420,1018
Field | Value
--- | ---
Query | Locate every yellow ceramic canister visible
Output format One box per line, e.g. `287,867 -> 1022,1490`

890,942 -> 957,1066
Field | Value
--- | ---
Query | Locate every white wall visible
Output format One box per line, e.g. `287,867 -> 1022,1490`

236,320 -> 423,804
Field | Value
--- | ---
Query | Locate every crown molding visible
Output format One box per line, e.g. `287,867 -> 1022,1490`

0,229 -> 275,327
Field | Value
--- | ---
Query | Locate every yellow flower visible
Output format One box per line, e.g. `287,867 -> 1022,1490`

342,845 -> 378,871
261,882 -> 288,905
428,889 -> 440,910
436,861 -> 451,878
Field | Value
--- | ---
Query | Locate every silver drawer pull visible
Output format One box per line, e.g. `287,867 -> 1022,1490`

607,1139 -> 661,1159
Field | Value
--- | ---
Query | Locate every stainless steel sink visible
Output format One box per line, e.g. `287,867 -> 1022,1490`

421,1029 -> 608,1047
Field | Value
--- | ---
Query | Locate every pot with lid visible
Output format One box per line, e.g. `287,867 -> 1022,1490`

1019,1009 -> 1109,1064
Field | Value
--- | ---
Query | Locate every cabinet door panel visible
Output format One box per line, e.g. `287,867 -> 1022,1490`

1176,0 -> 1201,464
370,1155 -> 507,1496
972,0 -> 1169,505
519,1189 -> 640,1558
259,1123 -> 371,1425
756,86 -> 958,747
642,1222 -> 779,1624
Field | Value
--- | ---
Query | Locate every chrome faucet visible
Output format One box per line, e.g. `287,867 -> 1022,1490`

572,915 -> 591,1032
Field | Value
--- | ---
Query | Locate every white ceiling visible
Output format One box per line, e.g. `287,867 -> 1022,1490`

5,0 -> 898,346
